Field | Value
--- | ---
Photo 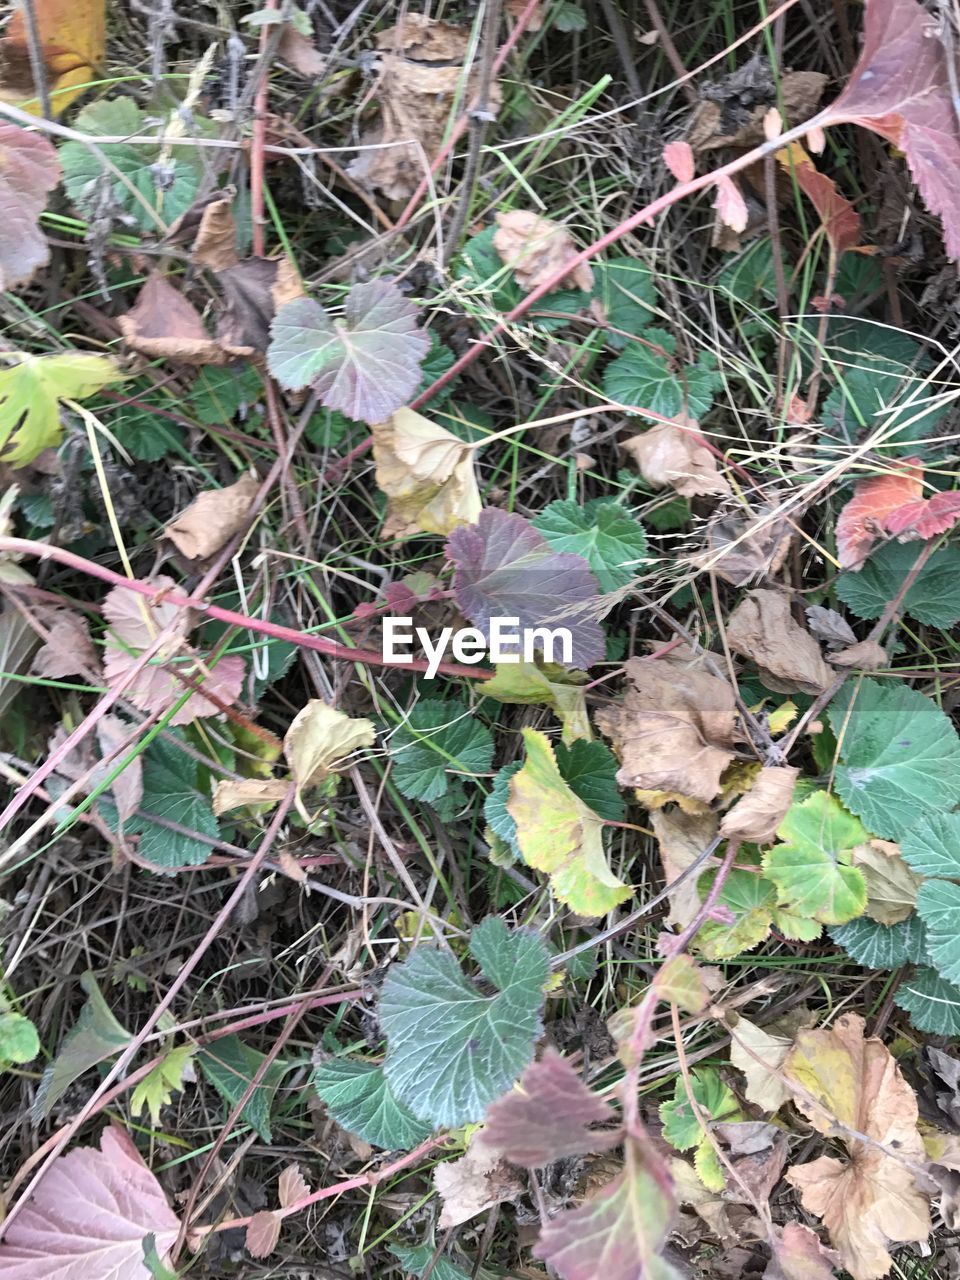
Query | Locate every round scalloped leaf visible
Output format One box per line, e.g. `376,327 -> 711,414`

895,967 -> 960,1035
836,541 -> 960,627
762,791 -> 868,925
829,679 -> 960,841
533,498 -> 648,592
917,880 -> 960,985
900,811 -> 960,877
389,700 -> 493,805
694,865 -> 777,960
312,1058 -> 432,1150
554,739 -> 626,822
829,912 -> 927,969
484,761 -> 522,854
591,257 -> 658,347
380,917 -> 550,1127
0,1011 -> 40,1064
267,279 -> 430,424
602,328 -> 721,419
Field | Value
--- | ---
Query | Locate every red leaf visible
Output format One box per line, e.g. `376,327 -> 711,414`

835,460 -> 923,568
883,488 -> 960,540
532,1136 -> 678,1280
713,174 -> 748,233
446,508 -> 605,668
778,142 -> 861,255
662,141 -> 694,183
479,1048 -> 622,1167
821,0 -> 960,259
246,1210 -> 281,1259
0,1125 -> 180,1279
0,123 -> 60,291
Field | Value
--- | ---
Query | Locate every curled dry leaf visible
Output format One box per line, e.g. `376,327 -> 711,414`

0,124 -> 60,291
165,472 -> 260,562
284,700 -> 375,817
596,656 -> 737,804
191,194 -> 240,271
784,1011 -> 930,1280
662,140 -> 695,183
650,807 -> 719,929
212,778 -> 289,816
434,1138 -> 524,1229
622,416 -> 731,498
31,607 -> 98,679
699,504 -> 793,586
805,604 -> 857,648
725,589 -> 832,694
720,766 -> 799,844
852,839 -> 922,925
217,256 -> 303,355
715,1120 -> 788,1202
119,273 -> 230,365
246,1209 -> 281,1260
347,14 -> 501,200
493,211 -> 594,294
372,408 -> 482,540
829,639 -> 887,670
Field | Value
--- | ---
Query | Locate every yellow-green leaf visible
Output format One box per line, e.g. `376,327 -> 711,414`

484,661 -> 591,743
130,1043 -> 196,1124
0,353 -> 123,467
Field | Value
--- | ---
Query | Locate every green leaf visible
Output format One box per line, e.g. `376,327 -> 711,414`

895,967 -> 960,1035
380,916 -> 549,1127
507,728 -> 631,917
762,791 -> 868,926
695,854 -> 822,960
0,1011 -> 39,1064
484,762 -> 522,855
457,227 -> 588,333
591,256 -> 657,347
483,661 -> 591,743
659,1067 -> 741,1192
533,498 -> 647,592
900,811 -> 960,877
188,365 -> 263,425
836,541 -> 960,627
60,99 -> 204,232
716,239 -> 786,303
389,1240 -> 495,1280
553,0 -> 588,32
0,353 -> 124,467
554,739 -> 625,821
830,913 -> 927,969
389,700 -> 494,804
917,880 -> 960,985
829,679 -> 960,840
130,1044 -> 196,1124
36,972 -> 132,1118
602,329 -> 721,419
312,1058 -> 432,1149
132,735 -> 220,869
197,1035 -> 289,1141
107,401 -> 181,462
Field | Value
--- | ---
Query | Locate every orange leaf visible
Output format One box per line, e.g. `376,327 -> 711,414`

0,0 -> 105,117
777,142 -> 861,255
835,460 -> 923,568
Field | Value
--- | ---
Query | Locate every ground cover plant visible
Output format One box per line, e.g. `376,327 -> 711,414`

5,0 -> 960,1277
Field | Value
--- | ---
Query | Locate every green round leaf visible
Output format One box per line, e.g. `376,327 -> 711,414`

0,1012 -> 39,1064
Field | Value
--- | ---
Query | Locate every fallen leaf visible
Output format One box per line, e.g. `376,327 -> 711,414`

164,472 -> 260,562
0,1125 -> 179,1278
622,415 -> 731,498
596,656 -> 737,804
765,1222 -> 840,1280
720,766 -> 799,844
284,700 -> 375,818
94,714 -> 143,824
479,1048 -> 622,1167
0,351 -> 123,467
828,639 -> 887,670
713,175 -> 749,233
278,23 -> 325,77
729,1015 -> 794,1112
119,273 -> 229,365
725,589 -> 832,694
278,1163 -> 309,1207
212,778 -> 289,816
191,195 -> 240,271
217,256 -> 303,354
669,1155 -> 740,1244
688,68 -> 827,151
699,504 -> 793,586
434,1138 -> 523,1228
715,1120 -> 788,1202
493,210 -> 594,294
650,807 -> 719,929
663,141 -> 695,183
246,1210 -> 281,1260
31,607 -> 97,679
777,142 -> 861,255
835,458 -> 960,569
0,0 -> 105,117
784,1011 -> 930,1280
372,408 -> 481,540
507,728 -> 631,917
0,123 -> 60,291
347,13 -> 502,200
102,575 -> 246,727
805,605 -> 857,648
483,662 -> 591,744
852,839 -> 923,925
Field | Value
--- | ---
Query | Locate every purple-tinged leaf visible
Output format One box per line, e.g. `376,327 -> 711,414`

533,1136 -> 680,1280
446,508 -> 605,669
479,1048 -> 622,1167
267,278 -> 429,424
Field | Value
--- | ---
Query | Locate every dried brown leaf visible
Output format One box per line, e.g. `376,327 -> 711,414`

245,1209 -> 281,1259
699,505 -> 793,586
493,210 -> 594,294
191,195 -> 239,272
688,70 -> 827,151
434,1139 -> 523,1229
119,274 -> 227,366
829,639 -> 887,670
31,607 -> 97,679
165,473 -> 260,562
720,766 -> 799,844
622,415 -> 731,498
212,778 -> 288,816
278,1163 -> 309,1208
216,256 -> 302,354
852,839 -> 922,925
650,808 -> 719,929
372,408 -> 481,540
765,1222 -> 840,1280
278,24 -> 325,77
729,1015 -> 794,1112
726,589 -> 832,694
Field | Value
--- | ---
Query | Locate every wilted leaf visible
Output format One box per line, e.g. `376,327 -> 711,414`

246,1211 -> 281,1260
777,142 -> 861,254
119,273 -> 230,365
493,210 -> 593,294
765,1222 -> 840,1280
699,504 -> 793,585
622,415 -> 731,499
835,457 -> 960,569
446,508 -> 605,669
347,14 -> 501,200
130,1044 -> 195,1125
829,638 -> 887,670
806,605 -> 857,648
372,408 -> 481,540
212,778 -> 288,816
596,656 -> 737,804
0,0 -> 105,116
507,728 -> 631,917
103,576 -> 245,727
284,700 -> 374,814
216,256 -> 303,354
784,1012 -> 930,1280
268,278 -> 429,423
533,498 -> 648,592
853,839 -> 922,924
0,1126 -> 180,1279
434,1139 -> 523,1228
720,767 -> 799,844
0,351 -> 122,467
0,124 -> 59,291
31,607 -> 97,679
729,1016 -> 793,1112
725,590 -> 832,694
532,1136 -> 680,1280
190,195 -> 239,271
164,473 -> 260,561
650,807 -> 719,929
763,791 -> 868,925
713,175 -> 748,233
313,1057 -> 433,1149
36,971 -> 132,1118
688,68 -> 827,151
380,916 -> 549,1127
279,22 -> 325,76
479,1048 -> 621,1167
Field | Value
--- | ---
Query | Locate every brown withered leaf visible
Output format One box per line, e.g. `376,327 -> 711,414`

212,778 -> 288,817
245,1210 -> 281,1259
720,766 -> 799,844
277,1163 -> 309,1208
597,657 -> 737,804
191,196 -> 239,272
805,604 -> 857,649
434,1140 -> 523,1229
278,24 -> 325,77
347,14 -> 501,200
372,408 -> 481,539
765,1222 -> 840,1280
622,416 -> 731,498
688,69 -> 827,152
31,607 -> 98,679
650,807 -> 719,928
493,211 -> 594,294
784,1012 -> 930,1280
216,256 -> 302,354
829,639 -> 887,671
699,505 -> 793,586
852,839 -> 922,925
164,473 -> 260,562
726,589 -> 831,694
715,1120 -> 788,1203
119,274 -> 228,366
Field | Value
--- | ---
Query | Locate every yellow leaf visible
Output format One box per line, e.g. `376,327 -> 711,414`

372,407 -> 481,540
284,700 -> 375,819
0,353 -> 123,467
0,0 -> 106,117
484,662 -> 591,743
